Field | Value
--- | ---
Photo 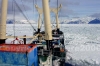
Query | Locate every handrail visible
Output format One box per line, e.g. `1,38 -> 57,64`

6,34 -> 39,39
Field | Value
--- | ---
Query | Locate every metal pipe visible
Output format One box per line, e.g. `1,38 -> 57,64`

0,0 -> 8,44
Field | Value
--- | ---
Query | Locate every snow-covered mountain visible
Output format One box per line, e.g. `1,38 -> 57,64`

7,17 -> 100,24
60,17 -> 100,24
6,19 -> 37,24
88,18 -> 100,24
7,20 -> 24,24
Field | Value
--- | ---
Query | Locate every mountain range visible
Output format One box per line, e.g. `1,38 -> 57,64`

7,17 -> 100,24
88,19 -> 100,24
60,17 -> 100,24
6,19 -> 36,24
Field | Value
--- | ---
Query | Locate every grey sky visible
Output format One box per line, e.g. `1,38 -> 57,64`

0,0 -> 100,20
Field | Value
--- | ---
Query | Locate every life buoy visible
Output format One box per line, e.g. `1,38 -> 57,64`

11,37 -> 23,44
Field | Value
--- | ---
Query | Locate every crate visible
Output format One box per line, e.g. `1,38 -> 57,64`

0,44 -> 38,66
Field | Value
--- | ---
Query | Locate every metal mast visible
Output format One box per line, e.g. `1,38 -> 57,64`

0,0 -> 8,44
42,0 -> 52,50
35,5 -> 43,33
51,4 -> 62,33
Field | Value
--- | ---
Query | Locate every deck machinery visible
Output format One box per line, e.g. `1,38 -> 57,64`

34,29 -> 66,66
33,1 -> 66,66
0,0 -> 66,66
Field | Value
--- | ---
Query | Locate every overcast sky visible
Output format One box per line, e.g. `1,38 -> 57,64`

0,0 -> 100,21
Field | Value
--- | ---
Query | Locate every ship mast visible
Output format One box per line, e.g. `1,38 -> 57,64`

35,5 -> 43,33
42,0 -> 52,50
51,4 -> 62,33
0,0 -> 8,44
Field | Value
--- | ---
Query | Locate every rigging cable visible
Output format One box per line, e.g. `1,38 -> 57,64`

57,0 -> 58,13
21,0 -> 30,23
40,18 -> 44,30
35,0 -> 37,5
21,0 -> 36,32
52,18 -> 56,29
57,0 -> 60,18
33,0 -> 35,20
13,0 -> 36,31
35,0 -> 38,24
33,0 -> 37,27
49,0 -> 56,29
12,0 -> 16,38
59,6 -> 62,29
57,0 -> 61,29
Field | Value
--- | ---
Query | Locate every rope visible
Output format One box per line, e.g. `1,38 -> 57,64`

21,0 -> 30,23
12,0 -> 16,38
52,17 -> 56,29
49,0 -> 50,2
57,0 -> 61,28
40,18 -> 44,30
13,0 -> 36,31
57,0 -> 60,19
21,0 -> 36,32
59,8 -> 62,29
35,0 -> 37,5
33,0 -> 35,20
57,0 -> 58,14
33,0 -> 37,22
